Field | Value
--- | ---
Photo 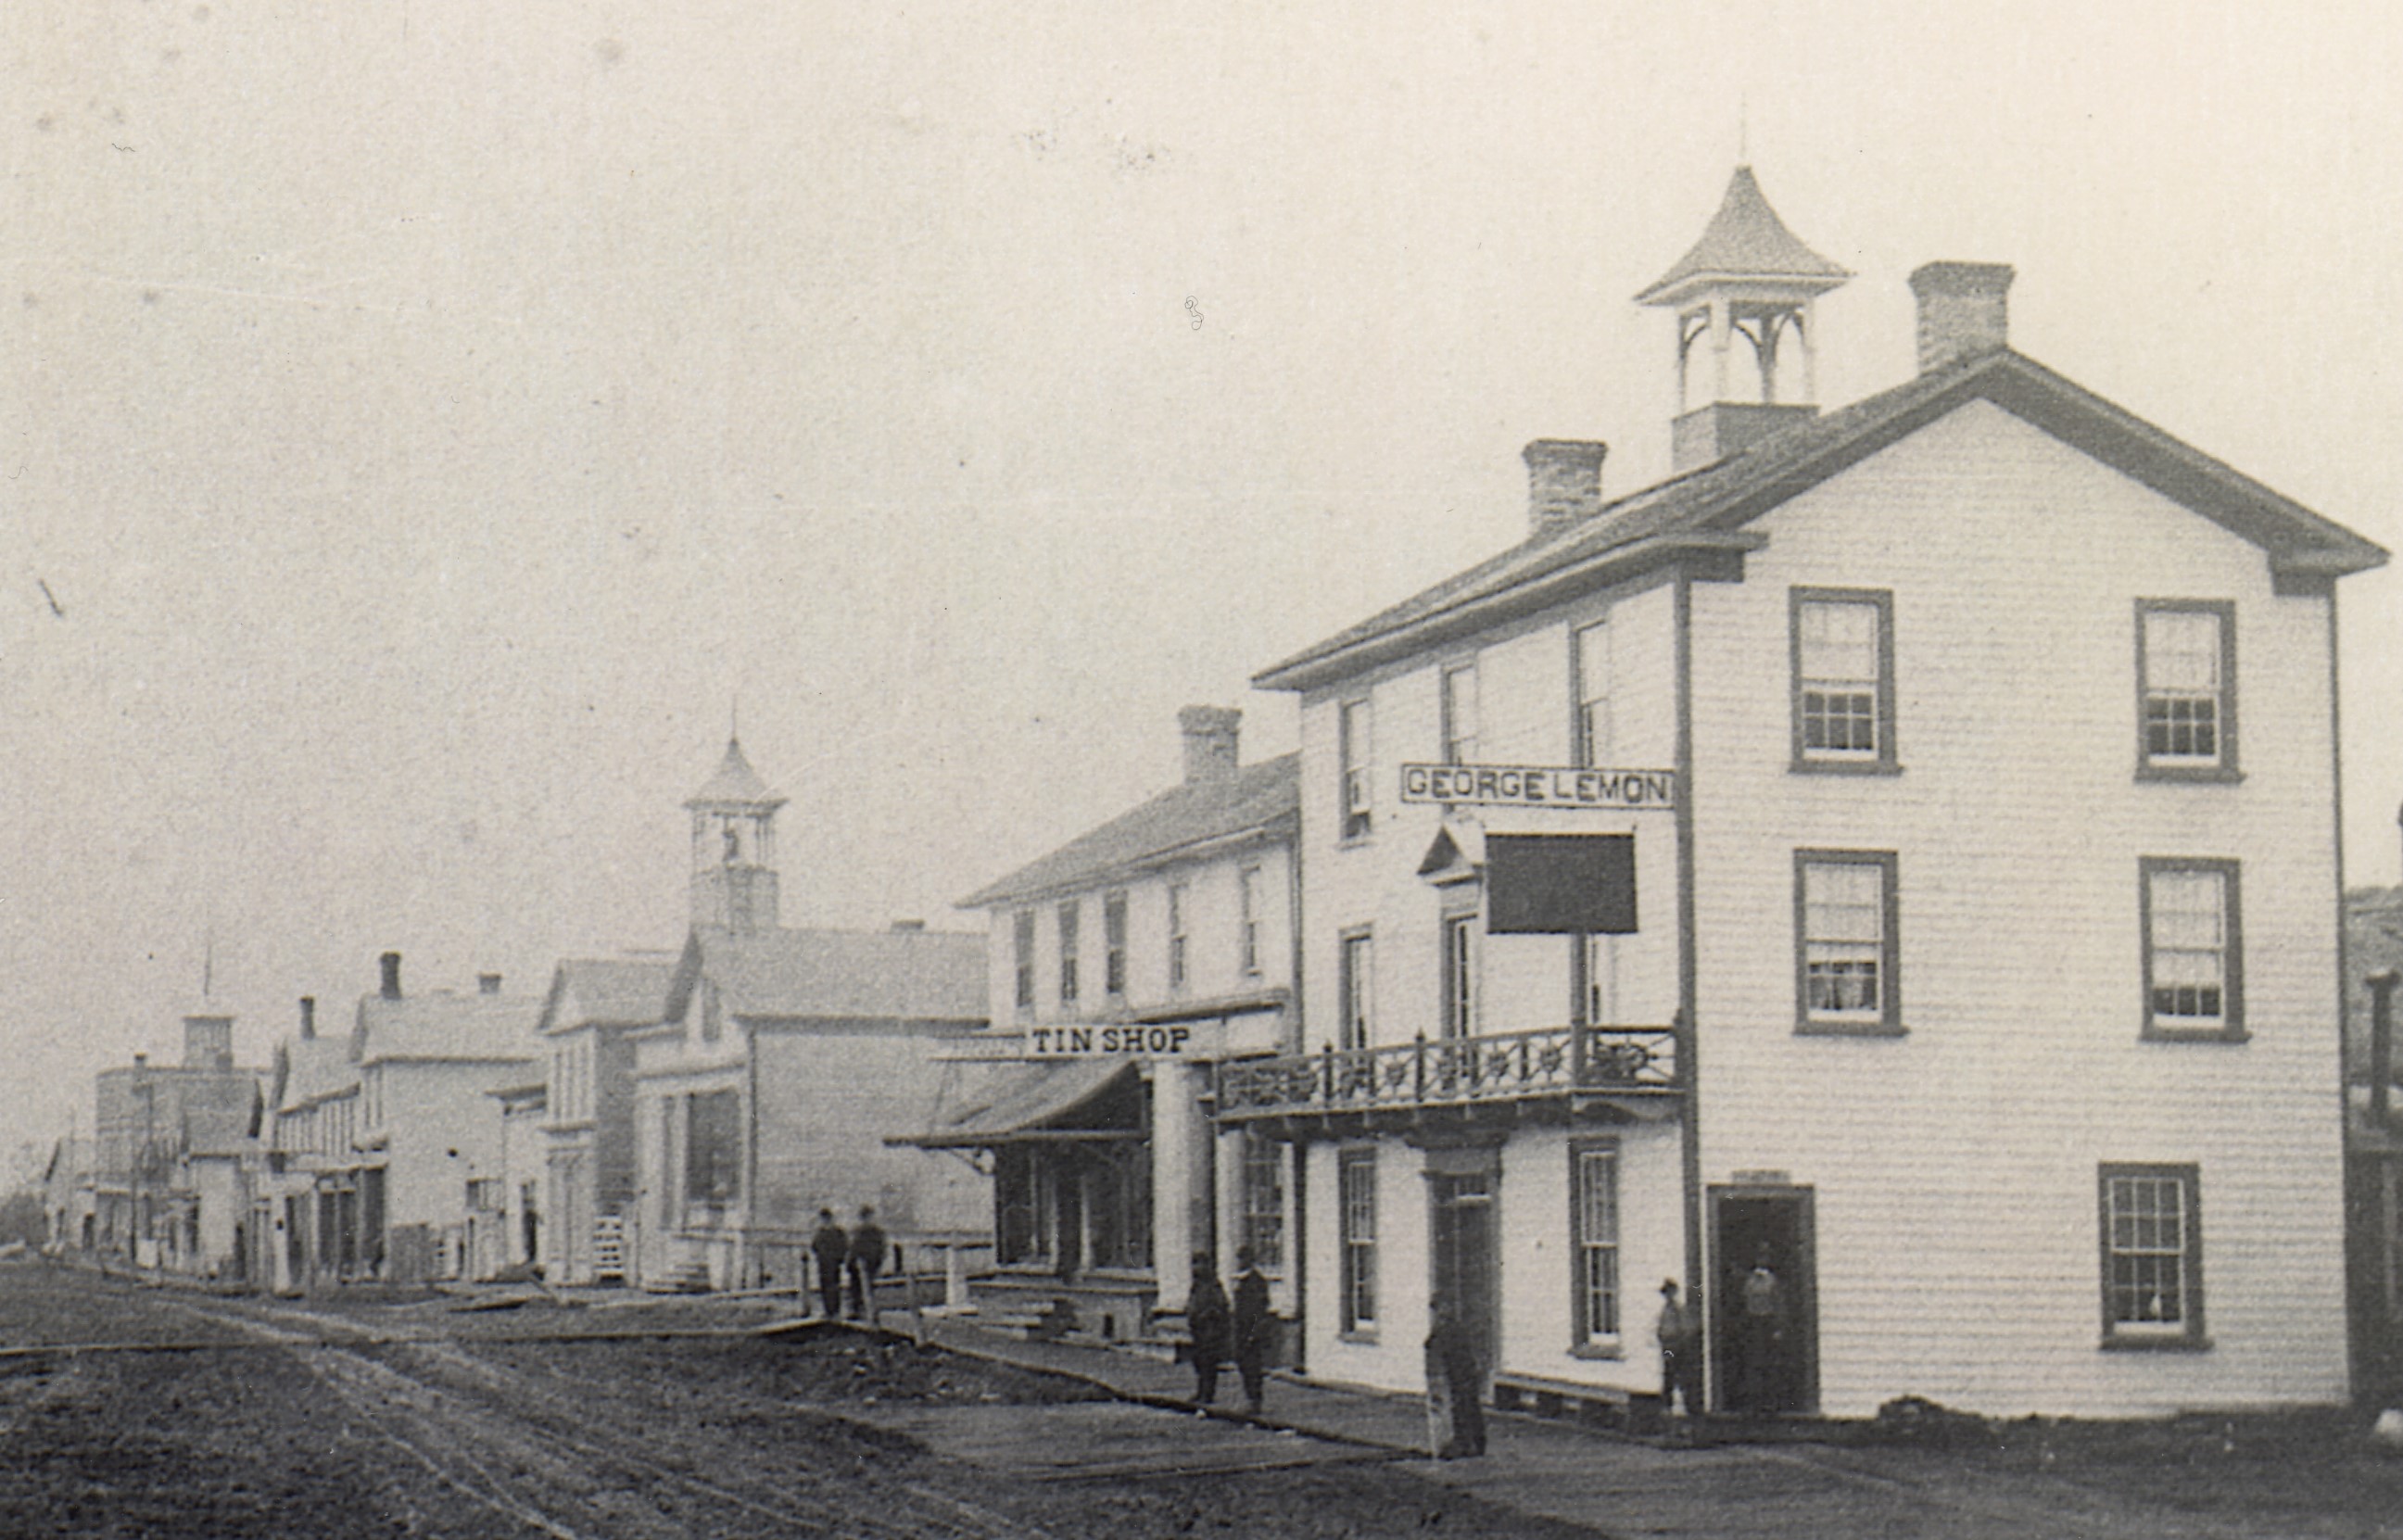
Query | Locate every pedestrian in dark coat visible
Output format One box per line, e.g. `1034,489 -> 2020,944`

810,1210 -> 848,1320
846,1205 -> 889,1321
1424,1296 -> 1486,1458
1656,1279 -> 1701,1417
1185,1251 -> 1232,1407
1231,1244 -> 1272,1413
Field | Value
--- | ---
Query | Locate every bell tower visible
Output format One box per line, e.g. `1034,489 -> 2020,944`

686,737 -> 786,934
1636,165 -> 1850,471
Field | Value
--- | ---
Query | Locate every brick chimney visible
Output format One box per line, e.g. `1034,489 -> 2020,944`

1910,262 -> 2016,373
477,973 -> 502,995
1522,439 -> 1606,539
298,996 -> 316,1041
379,952 -> 403,1000
1178,706 -> 1242,784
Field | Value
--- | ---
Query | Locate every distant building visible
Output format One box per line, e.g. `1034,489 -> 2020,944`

264,994 -> 364,1289
90,1009 -> 263,1277
532,954 -> 673,1284
902,708 -> 1300,1346
1234,166 -> 2384,1418
630,739 -> 991,1292
40,1134 -> 93,1255
2344,880 -> 2403,1403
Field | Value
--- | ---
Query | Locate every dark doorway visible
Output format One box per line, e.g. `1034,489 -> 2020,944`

1430,1167 -> 1499,1375
1710,1186 -> 1816,1414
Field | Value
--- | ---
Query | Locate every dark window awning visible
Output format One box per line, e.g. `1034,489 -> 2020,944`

892,1058 -> 1143,1150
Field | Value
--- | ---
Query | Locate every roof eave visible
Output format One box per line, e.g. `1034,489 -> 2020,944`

1253,531 -> 1766,695
1634,267 -> 1853,309
963,809 -> 1300,910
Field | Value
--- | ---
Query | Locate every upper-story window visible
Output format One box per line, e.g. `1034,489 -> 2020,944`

1104,891 -> 1129,997
1339,697 -> 1374,839
1790,588 -> 1897,773
1239,865 -> 1264,976
1441,912 -> 1478,1040
2137,600 -> 2237,779
1013,910 -> 1036,1010
1339,929 -> 1374,1051
1575,619 -> 1613,765
1795,851 -> 1901,1034
1442,663 -> 1480,765
1057,900 -> 1081,1005
1168,882 -> 1190,991
2141,858 -> 2243,1040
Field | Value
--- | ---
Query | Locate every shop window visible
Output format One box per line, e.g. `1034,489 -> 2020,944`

1241,1133 -> 1285,1271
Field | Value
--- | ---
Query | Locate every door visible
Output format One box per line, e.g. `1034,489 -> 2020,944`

1711,1186 -> 1817,1414
1430,1168 -> 1499,1378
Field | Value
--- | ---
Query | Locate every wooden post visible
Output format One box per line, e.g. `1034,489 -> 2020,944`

2371,972 -> 2399,1127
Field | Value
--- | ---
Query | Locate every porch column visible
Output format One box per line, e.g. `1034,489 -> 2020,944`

1150,1062 -> 1215,1310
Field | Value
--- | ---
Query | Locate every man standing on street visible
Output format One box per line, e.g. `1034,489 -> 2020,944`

846,1205 -> 888,1322
1231,1244 -> 1271,1414
1185,1251 -> 1232,1407
1655,1279 -> 1701,1418
810,1209 -> 848,1321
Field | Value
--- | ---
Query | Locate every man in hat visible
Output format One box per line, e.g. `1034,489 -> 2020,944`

810,1209 -> 849,1320
1656,1278 -> 1701,1418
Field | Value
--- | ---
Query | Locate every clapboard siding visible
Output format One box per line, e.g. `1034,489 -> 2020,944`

1688,399 -> 2346,1414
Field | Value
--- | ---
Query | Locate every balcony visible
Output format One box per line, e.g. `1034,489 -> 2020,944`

1215,1023 -> 1681,1130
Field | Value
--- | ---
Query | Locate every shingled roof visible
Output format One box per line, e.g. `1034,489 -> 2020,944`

1636,164 -> 1851,306
1254,347 -> 2387,694
354,989 -> 543,1066
962,753 -> 1299,910
537,956 -> 676,1036
664,925 -> 987,1027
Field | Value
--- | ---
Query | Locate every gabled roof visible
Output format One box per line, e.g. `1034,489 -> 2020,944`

537,956 -> 676,1036
663,925 -> 987,1027
1636,165 -> 1850,306
354,990 -> 543,1066
686,737 -> 785,810
276,1034 -> 360,1115
1255,348 -> 2387,694
963,754 -> 1300,909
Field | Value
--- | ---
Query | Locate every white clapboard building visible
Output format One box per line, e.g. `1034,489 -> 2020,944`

1223,166 -> 2386,1418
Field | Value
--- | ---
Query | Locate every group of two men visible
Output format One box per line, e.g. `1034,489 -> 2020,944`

1183,1245 -> 1273,1413
809,1205 -> 890,1321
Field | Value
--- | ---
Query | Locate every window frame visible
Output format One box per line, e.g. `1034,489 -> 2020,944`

1240,1131 -> 1286,1274
1569,1138 -> 1623,1356
1167,881 -> 1189,992
1440,910 -> 1479,1041
1239,865 -> 1264,978
1338,696 -> 1374,841
1574,617 -> 1613,768
1338,1147 -> 1378,1338
1056,900 -> 1081,1006
1104,890 -> 1129,998
1012,909 -> 1037,1012
1789,587 -> 1900,776
1793,849 -> 1903,1036
1441,661 -> 1479,766
2139,857 -> 2245,1041
2134,600 -> 2240,782
2097,1163 -> 2207,1350
1338,928 -> 1374,1052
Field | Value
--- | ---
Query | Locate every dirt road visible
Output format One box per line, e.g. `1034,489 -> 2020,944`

0,1263 -> 1593,1539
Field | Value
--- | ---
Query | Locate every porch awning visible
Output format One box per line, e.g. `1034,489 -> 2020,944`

892,1058 -> 1143,1150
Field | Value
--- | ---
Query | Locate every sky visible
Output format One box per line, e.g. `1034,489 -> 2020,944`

6,0 -> 2403,1170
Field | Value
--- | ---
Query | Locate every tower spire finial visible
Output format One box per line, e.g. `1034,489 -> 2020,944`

1739,95 -> 1749,164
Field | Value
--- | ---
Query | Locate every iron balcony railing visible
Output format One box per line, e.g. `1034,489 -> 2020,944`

1216,1023 -> 1680,1120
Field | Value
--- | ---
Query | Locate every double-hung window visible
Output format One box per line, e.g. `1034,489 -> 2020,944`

2141,859 -> 2243,1039
1575,619 -> 1613,765
1790,588 -> 1896,772
2099,1164 -> 2205,1347
1167,882 -> 1189,991
1239,865 -> 1263,977
1795,851 -> 1900,1033
1442,663 -> 1479,765
1571,1141 -> 1621,1350
1241,1132 -> 1285,1271
1338,1149 -> 1378,1334
1103,891 -> 1128,997
1338,929 -> 1374,1051
1441,913 -> 1478,1040
1056,900 -> 1080,1005
1339,698 -> 1374,839
1012,910 -> 1036,1010
2137,600 -> 2237,778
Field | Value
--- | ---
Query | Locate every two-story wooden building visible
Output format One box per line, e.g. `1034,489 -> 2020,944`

1228,167 -> 2385,1418
903,709 -> 1301,1344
